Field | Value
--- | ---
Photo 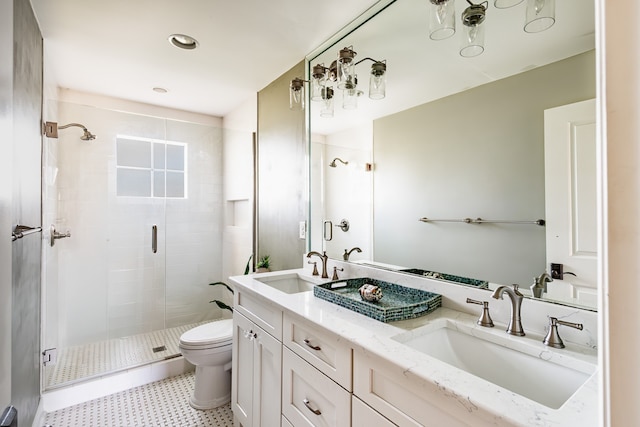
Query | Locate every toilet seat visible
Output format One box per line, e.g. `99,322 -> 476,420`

179,319 -> 233,350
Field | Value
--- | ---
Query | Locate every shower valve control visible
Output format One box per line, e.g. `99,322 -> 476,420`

50,224 -> 71,247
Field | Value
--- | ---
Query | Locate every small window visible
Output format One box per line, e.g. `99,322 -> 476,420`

116,136 -> 187,198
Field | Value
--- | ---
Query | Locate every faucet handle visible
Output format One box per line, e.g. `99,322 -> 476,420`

308,260 -> 319,276
466,298 -> 494,327
543,317 -> 584,348
332,267 -> 344,281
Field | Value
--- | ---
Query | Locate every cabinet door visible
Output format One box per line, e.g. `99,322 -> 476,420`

253,322 -> 282,427
282,348 -> 350,427
232,311 -> 256,427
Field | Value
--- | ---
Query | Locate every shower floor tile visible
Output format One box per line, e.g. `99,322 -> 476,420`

43,371 -> 234,427
45,320 -> 215,388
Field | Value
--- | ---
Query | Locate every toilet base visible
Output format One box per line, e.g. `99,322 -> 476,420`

189,364 -> 232,410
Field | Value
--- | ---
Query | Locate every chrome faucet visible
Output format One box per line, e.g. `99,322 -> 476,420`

530,271 -> 553,298
307,251 -> 329,278
343,247 -> 362,261
491,284 -> 525,336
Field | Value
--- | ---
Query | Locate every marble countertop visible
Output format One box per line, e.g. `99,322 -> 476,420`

229,267 -> 599,427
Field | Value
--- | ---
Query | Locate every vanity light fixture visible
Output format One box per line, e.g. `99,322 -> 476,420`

427,0 -> 555,57
289,46 -> 387,115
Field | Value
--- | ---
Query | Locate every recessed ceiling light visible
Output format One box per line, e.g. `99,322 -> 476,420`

168,34 -> 199,50
153,87 -> 168,93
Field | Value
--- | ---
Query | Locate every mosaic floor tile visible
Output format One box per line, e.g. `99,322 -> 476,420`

43,371 -> 234,427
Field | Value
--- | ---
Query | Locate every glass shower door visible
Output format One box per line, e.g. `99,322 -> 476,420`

42,101 -> 225,390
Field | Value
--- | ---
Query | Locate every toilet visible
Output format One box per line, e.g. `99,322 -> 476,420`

179,319 -> 233,410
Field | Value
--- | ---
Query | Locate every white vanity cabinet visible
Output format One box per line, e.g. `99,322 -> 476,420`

232,289 -> 283,427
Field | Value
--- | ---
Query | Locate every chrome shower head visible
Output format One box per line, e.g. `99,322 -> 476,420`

80,128 -> 96,141
329,157 -> 348,167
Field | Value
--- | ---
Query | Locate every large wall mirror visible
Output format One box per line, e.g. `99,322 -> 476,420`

308,0 -> 597,310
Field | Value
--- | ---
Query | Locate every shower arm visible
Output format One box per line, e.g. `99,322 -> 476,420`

58,122 -> 89,132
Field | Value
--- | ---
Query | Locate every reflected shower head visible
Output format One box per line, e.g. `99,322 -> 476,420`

329,157 -> 348,167
45,122 -> 96,141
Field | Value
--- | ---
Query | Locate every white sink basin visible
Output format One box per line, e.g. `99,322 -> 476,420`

255,272 -> 317,294
391,319 -> 595,409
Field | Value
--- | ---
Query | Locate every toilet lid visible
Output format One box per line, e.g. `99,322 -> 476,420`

180,319 -> 233,347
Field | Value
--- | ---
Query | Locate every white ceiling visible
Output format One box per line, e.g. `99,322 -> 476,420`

30,0 -> 381,117
30,0 -> 595,124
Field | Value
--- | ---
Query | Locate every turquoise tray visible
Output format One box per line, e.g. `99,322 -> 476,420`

314,277 -> 441,323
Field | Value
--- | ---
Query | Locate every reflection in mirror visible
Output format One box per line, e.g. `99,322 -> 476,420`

308,0 -> 597,310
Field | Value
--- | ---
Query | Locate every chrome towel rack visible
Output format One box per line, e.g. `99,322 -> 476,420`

419,217 -> 545,226
11,224 -> 43,241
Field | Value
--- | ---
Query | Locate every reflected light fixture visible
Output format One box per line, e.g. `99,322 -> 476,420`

427,0 -> 555,57
460,1 -> 487,58
524,0 -> 555,33
289,46 -> 387,115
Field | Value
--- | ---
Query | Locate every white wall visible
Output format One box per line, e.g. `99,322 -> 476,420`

222,95 -> 257,287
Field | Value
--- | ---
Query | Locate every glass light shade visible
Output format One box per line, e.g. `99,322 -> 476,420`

337,60 -> 355,90
289,84 -> 304,111
369,63 -> 386,100
494,0 -> 524,8
460,23 -> 485,58
342,87 -> 361,110
320,88 -> 335,118
336,47 -> 356,90
428,0 -> 456,41
310,76 -> 325,102
524,0 -> 555,33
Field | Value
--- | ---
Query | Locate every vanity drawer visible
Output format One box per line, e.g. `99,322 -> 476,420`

234,289 -> 283,340
282,347 -> 350,427
352,396 -> 397,426
353,350 -> 471,427
283,313 -> 352,390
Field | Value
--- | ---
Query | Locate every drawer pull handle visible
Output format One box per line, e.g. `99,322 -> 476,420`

303,339 -> 321,351
303,398 -> 322,415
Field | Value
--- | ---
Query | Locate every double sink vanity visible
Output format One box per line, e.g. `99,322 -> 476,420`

229,259 -> 598,427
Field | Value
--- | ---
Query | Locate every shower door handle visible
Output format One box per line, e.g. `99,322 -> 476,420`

152,225 -> 157,253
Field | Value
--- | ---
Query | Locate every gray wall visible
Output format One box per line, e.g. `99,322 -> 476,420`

1,0 -> 43,424
374,51 -> 596,286
257,61 -> 306,270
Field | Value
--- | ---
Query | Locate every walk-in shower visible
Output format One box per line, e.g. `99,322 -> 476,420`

41,101 -> 233,390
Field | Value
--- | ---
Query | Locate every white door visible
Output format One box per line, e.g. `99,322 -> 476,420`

544,99 -> 597,306
253,324 -> 282,427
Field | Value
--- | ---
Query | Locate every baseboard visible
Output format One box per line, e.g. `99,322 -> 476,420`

40,357 -> 194,413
